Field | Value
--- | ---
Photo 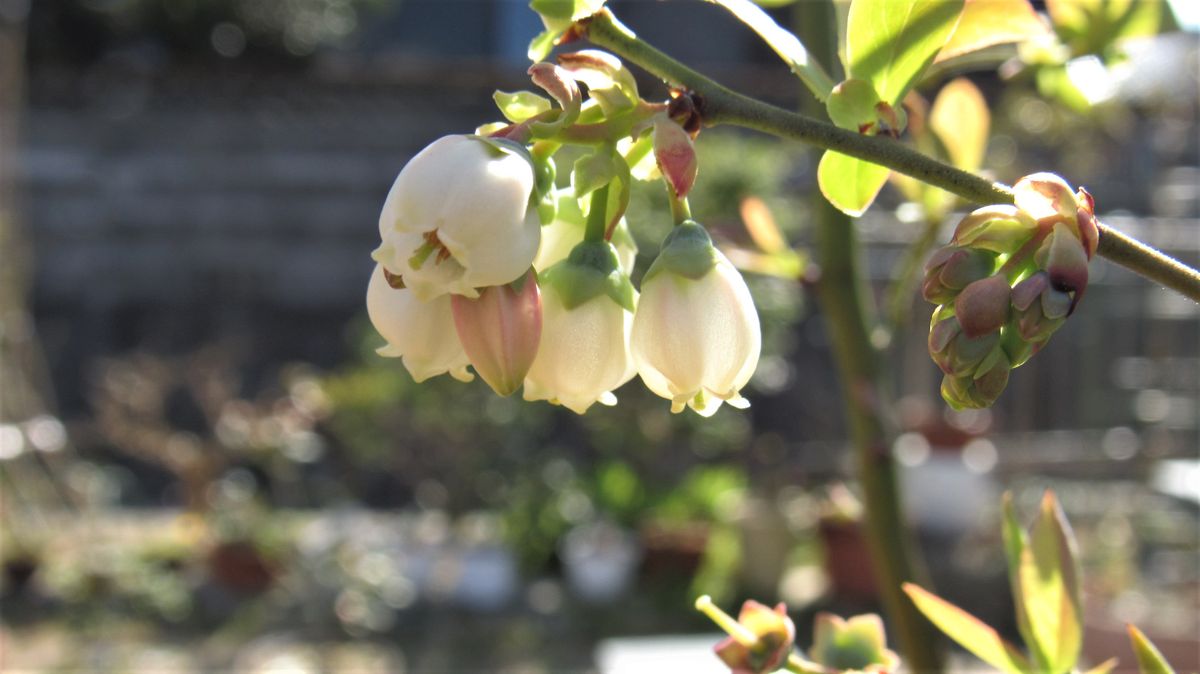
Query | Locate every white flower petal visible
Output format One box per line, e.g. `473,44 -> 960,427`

366,265 -> 473,382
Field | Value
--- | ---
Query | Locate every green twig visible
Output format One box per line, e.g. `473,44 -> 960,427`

579,9 -> 1200,302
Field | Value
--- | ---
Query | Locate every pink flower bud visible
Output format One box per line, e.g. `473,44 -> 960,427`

451,270 -> 543,397
1039,222 -> 1090,313
1013,173 -> 1079,227
954,274 -> 1011,338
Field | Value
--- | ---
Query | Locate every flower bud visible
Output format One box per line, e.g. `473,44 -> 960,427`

928,306 -> 1001,379
631,222 -> 761,417
950,205 -> 1038,254
374,135 -> 540,300
451,270 -> 542,397
922,246 -> 997,305
940,346 -> 1011,410
954,274 -> 1011,339
1037,222 -> 1090,313
696,596 -> 795,674
809,613 -> 900,673
366,265 -> 472,383
1011,271 -> 1067,343
524,242 -> 636,414
1013,172 -> 1079,227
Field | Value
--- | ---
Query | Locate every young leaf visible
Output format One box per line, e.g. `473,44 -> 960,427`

845,0 -> 965,106
528,29 -> 562,62
1019,491 -> 1083,674
1001,493 -> 1044,670
935,0 -> 1050,63
557,50 -> 639,115
494,91 -> 553,123
572,149 -> 618,198
739,196 -> 787,255
929,77 -> 989,172
705,0 -> 836,100
1127,625 -> 1176,674
903,583 -> 1032,674
817,150 -> 890,216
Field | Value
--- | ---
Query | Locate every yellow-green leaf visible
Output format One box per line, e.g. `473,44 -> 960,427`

903,583 -> 1032,674
1002,493 -> 1042,669
494,90 -> 553,123
929,77 -> 989,172
528,29 -> 562,62
936,0 -> 1050,63
817,150 -> 890,217
1020,491 -> 1083,674
739,196 -> 787,254
1128,625 -> 1176,674
845,0 -> 965,106
706,0 -> 836,99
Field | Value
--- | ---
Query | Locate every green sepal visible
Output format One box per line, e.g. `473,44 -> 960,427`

541,240 -> 635,312
643,220 -> 719,283
470,135 -> 534,165
494,90 -> 552,123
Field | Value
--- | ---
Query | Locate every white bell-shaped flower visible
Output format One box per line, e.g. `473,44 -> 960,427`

373,135 -> 539,300
631,222 -> 760,416
366,265 -> 473,383
525,241 -> 637,414
524,292 -> 635,414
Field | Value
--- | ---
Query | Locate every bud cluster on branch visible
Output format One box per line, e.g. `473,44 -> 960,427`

924,173 -> 1098,409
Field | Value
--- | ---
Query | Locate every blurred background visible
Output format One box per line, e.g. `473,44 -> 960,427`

1,0 -> 1197,671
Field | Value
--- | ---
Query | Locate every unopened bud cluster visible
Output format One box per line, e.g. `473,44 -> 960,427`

366,55 -> 760,417
924,173 -> 1098,409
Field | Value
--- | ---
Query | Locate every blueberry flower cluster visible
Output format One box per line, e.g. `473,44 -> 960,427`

924,173 -> 1099,409
367,56 -> 761,417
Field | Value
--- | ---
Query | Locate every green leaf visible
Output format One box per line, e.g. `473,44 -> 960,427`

1128,624 -> 1176,674
903,583 -> 1032,674
845,0 -> 965,106
817,150 -> 890,216
1001,493 -> 1042,670
1019,491 -> 1083,674
936,0 -> 1050,63
705,0 -> 835,100
494,90 -> 553,123
528,29 -> 562,61
929,77 -> 989,172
